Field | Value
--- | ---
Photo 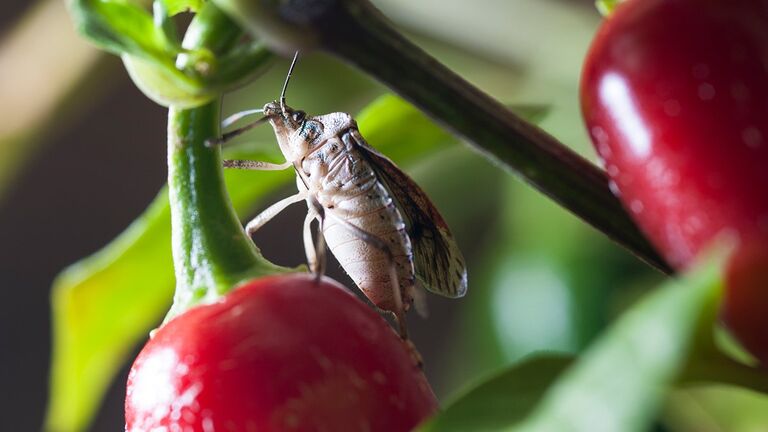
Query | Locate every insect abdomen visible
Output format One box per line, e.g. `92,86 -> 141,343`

317,150 -> 416,313
323,210 -> 415,312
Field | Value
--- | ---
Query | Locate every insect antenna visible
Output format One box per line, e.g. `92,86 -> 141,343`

206,113 -> 270,147
209,51 -> 300,147
221,109 -> 264,128
280,50 -> 300,114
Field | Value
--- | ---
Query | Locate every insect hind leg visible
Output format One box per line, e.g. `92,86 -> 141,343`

326,213 -> 411,340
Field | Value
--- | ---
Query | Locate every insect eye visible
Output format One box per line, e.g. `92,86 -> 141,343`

292,110 -> 306,123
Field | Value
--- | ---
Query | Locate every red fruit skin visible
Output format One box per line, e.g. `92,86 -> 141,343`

723,245 -> 768,362
581,0 -> 768,360
125,274 -> 438,432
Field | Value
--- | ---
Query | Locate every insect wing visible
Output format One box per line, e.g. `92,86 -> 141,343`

349,130 -> 467,298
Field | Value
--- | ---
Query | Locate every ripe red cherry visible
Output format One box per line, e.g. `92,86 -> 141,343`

125,274 -> 438,431
581,0 -> 768,359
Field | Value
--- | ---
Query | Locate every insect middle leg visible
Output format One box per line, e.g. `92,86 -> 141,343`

303,200 -> 327,280
325,213 -> 410,340
244,191 -> 307,237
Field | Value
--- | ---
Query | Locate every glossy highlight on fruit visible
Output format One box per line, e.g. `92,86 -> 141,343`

125,274 -> 438,431
582,0 -> 768,359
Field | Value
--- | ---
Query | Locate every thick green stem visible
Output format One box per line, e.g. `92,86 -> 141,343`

163,3 -> 288,318
166,102 -> 281,318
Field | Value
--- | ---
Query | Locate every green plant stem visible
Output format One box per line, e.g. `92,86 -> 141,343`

165,4 -> 285,318
212,0 -> 672,274
166,103 -> 282,318
183,2 -> 242,55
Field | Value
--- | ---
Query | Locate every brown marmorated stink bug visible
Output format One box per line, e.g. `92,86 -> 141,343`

210,53 -> 467,338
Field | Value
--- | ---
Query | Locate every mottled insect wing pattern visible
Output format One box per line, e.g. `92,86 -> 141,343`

348,129 -> 468,298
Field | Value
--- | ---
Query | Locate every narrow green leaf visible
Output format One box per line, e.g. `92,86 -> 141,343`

160,0 -> 204,15
516,255 -> 724,432
418,356 -> 573,432
666,386 -> 768,431
424,253 -> 724,432
153,0 -> 180,47
45,94 -> 455,431
595,0 -> 623,16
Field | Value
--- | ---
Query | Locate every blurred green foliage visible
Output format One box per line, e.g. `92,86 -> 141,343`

425,250 -> 725,432
420,356 -> 572,432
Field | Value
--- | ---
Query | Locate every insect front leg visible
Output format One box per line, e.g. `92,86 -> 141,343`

245,191 -> 307,237
206,112 -> 271,147
326,213 -> 409,340
223,159 -> 293,171
302,202 -> 327,281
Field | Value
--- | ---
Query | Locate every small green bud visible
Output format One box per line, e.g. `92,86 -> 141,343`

123,55 -> 216,108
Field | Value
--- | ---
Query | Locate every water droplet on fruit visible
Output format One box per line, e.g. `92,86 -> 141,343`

592,126 -> 610,147
231,305 -> 244,316
202,417 -> 215,432
630,200 -> 644,214
609,180 -> 621,197
647,159 -> 680,189
698,83 -> 716,100
742,126 -> 763,149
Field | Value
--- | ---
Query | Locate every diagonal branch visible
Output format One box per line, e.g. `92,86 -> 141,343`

212,0 -> 672,274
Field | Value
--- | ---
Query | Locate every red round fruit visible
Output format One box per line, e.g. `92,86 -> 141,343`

125,274 -> 438,431
581,0 -> 768,359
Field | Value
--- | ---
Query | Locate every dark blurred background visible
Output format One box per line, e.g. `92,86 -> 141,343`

4,1 -> 768,431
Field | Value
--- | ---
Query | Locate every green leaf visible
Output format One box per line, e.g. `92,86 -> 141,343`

425,253 -> 724,432
68,0 -> 178,61
68,0 -> 273,108
595,0 -> 623,16
515,255 -> 724,432
45,94 -> 456,431
666,386 -> 768,431
418,356 -> 573,432
45,145 -> 291,432
160,0 -> 204,15
356,94 -> 453,159
122,53 -> 214,107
